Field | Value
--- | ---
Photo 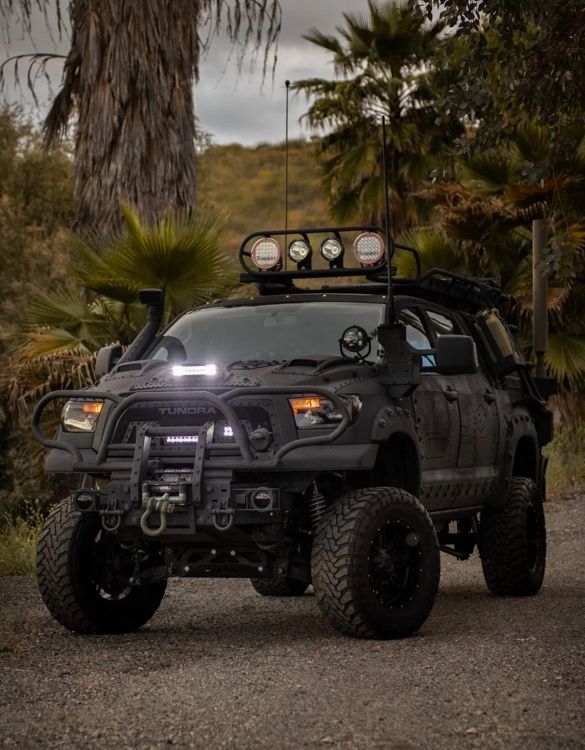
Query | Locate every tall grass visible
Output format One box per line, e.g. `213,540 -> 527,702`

545,420 -> 585,496
0,501 -> 44,577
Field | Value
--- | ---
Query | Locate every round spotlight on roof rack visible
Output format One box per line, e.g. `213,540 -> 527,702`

288,239 -> 311,264
251,237 -> 282,270
353,232 -> 385,266
320,237 -> 344,262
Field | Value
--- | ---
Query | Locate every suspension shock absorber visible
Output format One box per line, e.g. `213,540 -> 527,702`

308,491 -> 327,529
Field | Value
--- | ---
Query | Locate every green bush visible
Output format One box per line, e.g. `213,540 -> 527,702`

0,500 -> 45,577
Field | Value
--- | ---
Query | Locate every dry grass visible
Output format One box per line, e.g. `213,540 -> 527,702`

545,420 -> 585,497
0,501 -> 44,577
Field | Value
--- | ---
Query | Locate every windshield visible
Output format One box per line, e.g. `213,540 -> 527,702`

147,302 -> 385,365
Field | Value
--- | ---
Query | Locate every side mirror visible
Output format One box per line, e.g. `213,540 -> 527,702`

94,345 -> 123,380
436,335 -> 478,375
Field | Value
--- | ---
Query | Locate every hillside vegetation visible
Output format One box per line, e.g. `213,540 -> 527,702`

199,140 -> 329,260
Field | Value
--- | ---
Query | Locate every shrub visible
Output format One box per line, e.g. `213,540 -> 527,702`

0,500 -> 45,577
544,420 -> 585,496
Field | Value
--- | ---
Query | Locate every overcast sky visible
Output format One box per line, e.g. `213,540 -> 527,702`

1,0 -> 369,145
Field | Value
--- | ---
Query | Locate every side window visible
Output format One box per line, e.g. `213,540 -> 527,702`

399,309 -> 435,368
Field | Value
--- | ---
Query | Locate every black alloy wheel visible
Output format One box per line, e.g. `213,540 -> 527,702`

37,498 -> 166,633
312,487 -> 440,639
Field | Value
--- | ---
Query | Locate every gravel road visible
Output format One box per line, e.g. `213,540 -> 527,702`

1,492 -> 584,750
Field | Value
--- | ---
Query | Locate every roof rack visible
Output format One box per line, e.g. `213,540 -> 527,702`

238,225 -> 503,312
239,225 -> 420,281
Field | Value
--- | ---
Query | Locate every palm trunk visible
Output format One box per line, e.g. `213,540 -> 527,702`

45,0 -> 201,232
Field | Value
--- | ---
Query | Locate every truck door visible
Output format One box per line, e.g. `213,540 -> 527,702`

400,308 -> 461,510
425,309 -> 500,506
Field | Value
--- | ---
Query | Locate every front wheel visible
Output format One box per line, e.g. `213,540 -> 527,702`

479,477 -> 546,596
312,487 -> 440,639
37,498 -> 166,634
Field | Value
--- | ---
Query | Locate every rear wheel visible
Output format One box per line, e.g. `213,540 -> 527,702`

250,575 -> 309,597
37,498 -> 166,633
479,477 -> 546,595
312,487 -> 440,639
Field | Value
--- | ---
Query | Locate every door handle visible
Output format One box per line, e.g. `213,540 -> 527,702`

484,391 -> 496,404
445,389 -> 459,402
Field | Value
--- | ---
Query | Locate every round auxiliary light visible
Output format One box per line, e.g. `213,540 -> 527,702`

288,239 -> 311,263
320,237 -> 344,262
353,232 -> 385,266
251,237 -> 282,270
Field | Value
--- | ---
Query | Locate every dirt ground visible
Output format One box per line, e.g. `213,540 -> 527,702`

1,492 -> 584,750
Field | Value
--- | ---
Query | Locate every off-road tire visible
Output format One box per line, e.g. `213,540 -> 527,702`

312,487 -> 440,639
37,498 -> 166,634
479,477 -> 546,596
250,575 -> 309,597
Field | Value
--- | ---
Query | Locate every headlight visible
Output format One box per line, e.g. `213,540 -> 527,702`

288,395 -> 362,429
61,400 -> 104,432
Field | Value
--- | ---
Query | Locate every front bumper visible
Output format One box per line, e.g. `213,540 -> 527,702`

33,386 -> 363,538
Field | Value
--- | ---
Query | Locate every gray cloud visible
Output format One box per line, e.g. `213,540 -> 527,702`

198,0 -> 368,143
1,0 -> 368,144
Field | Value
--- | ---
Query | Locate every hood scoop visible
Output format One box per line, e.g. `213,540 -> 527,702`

276,355 -> 348,375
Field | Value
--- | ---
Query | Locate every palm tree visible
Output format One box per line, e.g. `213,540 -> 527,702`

1,203 -> 233,464
294,1 -> 462,231
422,121 -> 585,396
18,205 -> 235,359
1,1 -> 281,231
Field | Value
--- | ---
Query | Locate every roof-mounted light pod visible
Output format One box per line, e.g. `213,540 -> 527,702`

251,237 -> 282,270
288,239 -> 312,269
353,232 -> 385,266
320,237 -> 345,268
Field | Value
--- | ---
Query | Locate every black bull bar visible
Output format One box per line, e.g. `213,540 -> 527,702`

32,386 -> 352,473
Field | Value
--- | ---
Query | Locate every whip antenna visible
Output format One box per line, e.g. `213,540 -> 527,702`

381,116 -> 395,323
284,79 -> 291,269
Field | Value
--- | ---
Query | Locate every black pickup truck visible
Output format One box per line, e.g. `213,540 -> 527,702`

33,226 -> 553,639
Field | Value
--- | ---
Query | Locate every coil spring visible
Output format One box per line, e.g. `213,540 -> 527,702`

308,492 -> 327,528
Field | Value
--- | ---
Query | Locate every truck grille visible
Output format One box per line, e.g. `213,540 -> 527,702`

112,402 -> 272,446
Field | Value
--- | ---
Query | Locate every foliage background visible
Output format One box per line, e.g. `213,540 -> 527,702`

0,106 -> 328,515
2,0 -> 585,548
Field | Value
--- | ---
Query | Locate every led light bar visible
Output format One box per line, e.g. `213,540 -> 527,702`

172,364 -> 217,377
165,435 -> 199,444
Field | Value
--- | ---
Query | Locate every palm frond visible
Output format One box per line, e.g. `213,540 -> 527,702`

546,333 -> 585,387
395,228 -> 465,277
